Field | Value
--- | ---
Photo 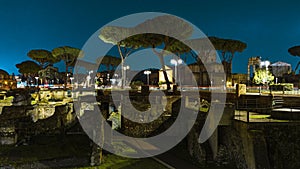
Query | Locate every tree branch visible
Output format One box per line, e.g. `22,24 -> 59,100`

117,43 -> 125,60
125,48 -> 134,58
152,46 -> 161,56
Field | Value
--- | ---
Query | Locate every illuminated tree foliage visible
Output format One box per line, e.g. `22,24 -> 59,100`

253,68 -> 274,85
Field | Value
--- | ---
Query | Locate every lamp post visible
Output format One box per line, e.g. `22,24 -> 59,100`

107,73 -> 110,86
87,70 -> 93,88
123,65 -> 130,87
114,74 -> 119,86
222,79 -> 225,91
70,77 -> 74,88
144,70 -> 151,85
35,76 -> 39,87
170,59 -> 183,85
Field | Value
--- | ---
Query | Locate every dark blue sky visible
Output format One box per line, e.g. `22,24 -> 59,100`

1,0 -> 300,74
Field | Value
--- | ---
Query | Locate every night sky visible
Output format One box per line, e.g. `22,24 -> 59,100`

1,0 -> 300,74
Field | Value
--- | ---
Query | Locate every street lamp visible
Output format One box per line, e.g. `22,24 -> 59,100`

123,65 -> 130,87
143,70 -> 151,85
170,59 -> 183,85
35,76 -> 39,87
70,77 -> 74,88
86,70 -> 93,88
222,79 -> 226,90
113,74 -> 119,86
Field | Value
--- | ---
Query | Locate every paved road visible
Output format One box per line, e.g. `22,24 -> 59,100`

113,136 -> 200,169
155,152 -> 200,169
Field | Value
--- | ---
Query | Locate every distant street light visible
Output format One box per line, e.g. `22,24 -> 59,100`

86,70 -> 93,87
170,59 -> 183,85
113,74 -> 119,86
222,79 -> 226,90
70,77 -> 74,88
123,65 -> 130,87
144,70 -> 151,85
35,76 -> 39,87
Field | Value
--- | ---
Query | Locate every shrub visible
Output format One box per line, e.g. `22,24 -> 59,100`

270,83 -> 294,91
130,81 -> 143,89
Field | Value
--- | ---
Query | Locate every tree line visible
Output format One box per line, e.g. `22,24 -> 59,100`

17,15 -> 300,90
16,46 -> 82,88
99,15 -> 247,89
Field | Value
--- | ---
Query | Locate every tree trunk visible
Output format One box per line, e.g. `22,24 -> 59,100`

121,58 -> 125,89
91,142 -> 103,166
117,44 -> 126,89
65,60 -> 68,90
222,61 -> 232,82
158,55 -> 171,90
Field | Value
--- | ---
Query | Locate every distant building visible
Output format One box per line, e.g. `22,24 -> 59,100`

158,66 -> 173,84
130,69 -> 159,85
0,69 -> 9,80
247,56 -> 261,82
0,69 -> 16,90
270,61 -> 292,77
159,58 -> 226,87
186,62 -> 225,87
231,73 -> 248,85
155,62 -> 226,87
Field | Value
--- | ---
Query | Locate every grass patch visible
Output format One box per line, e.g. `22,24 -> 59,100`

0,134 -> 91,166
70,154 -> 168,169
249,114 -> 271,119
0,134 -> 167,169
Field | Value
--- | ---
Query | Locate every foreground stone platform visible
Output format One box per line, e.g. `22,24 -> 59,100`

271,108 -> 300,120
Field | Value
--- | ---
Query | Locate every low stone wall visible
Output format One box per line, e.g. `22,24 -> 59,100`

187,118 -> 300,169
0,102 -> 75,144
31,103 -> 75,133
0,125 -> 17,145
38,89 -> 67,102
221,121 -> 300,169
186,115 -> 207,166
119,95 -> 179,137
120,104 -> 172,137
264,124 -> 300,169
221,125 -> 247,169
